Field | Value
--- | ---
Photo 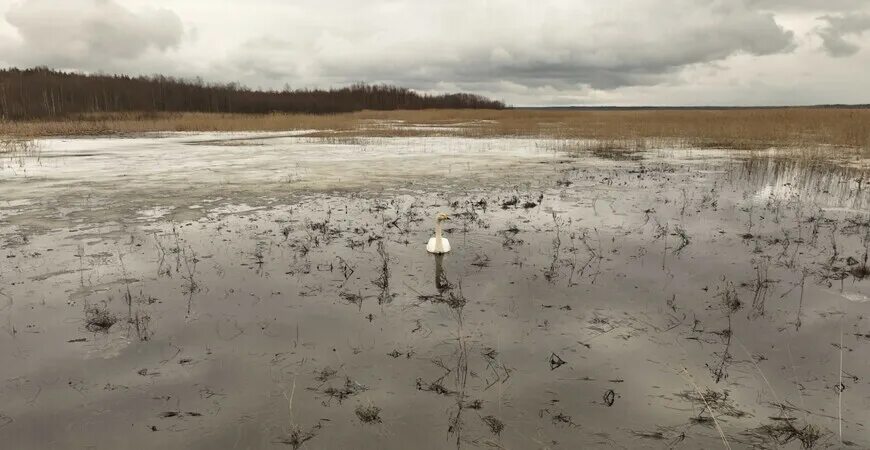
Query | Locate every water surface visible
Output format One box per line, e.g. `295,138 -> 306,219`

1,134 -> 869,449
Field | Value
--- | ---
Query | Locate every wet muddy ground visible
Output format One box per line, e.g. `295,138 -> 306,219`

1,133 -> 869,449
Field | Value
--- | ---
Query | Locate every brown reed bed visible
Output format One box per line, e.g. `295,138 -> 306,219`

1,108 -> 869,152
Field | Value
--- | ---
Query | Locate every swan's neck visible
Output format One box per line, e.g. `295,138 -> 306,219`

434,220 -> 443,251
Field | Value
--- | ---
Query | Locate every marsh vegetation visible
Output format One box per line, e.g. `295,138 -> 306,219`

3,107 -> 869,156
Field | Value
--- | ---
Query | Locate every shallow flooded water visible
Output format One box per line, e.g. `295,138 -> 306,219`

1,134 -> 869,449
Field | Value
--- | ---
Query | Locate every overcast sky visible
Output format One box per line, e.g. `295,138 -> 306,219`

1,0 -> 869,106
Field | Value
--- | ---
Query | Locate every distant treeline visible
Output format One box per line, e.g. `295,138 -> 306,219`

0,67 -> 505,120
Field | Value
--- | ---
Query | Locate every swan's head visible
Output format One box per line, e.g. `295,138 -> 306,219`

436,212 -> 451,222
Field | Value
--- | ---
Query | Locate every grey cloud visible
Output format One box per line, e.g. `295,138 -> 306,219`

816,13 -> 870,57
747,0 -> 868,12
3,0 -> 182,68
225,0 -> 795,92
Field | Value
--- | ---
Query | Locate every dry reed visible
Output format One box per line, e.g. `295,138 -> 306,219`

2,108 -> 869,152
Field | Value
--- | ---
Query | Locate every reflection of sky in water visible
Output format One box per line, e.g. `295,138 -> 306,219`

1,135 -> 869,448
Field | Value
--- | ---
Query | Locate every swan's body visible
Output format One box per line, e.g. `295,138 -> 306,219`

427,236 -> 451,253
426,213 -> 451,254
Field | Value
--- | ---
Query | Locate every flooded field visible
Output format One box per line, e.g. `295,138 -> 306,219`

1,133 -> 869,449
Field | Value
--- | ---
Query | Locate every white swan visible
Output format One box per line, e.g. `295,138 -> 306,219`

426,212 -> 451,254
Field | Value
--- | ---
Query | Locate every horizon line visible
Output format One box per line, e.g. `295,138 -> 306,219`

512,104 -> 870,110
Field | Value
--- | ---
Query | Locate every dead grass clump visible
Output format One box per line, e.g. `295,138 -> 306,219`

419,289 -> 467,309
416,377 -> 456,396
850,263 -> 870,280
552,138 -> 648,159
717,281 -> 742,313
0,138 -> 38,169
675,388 -> 748,418
315,367 -> 338,383
354,404 -> 382,424
744,420 -> 826,449
85,303 -> 118,332
320,377 -> 367,403
371,241 -> 395,304
444,290 -> 468,309
0,137 -> 36,154
278,423 -> 323,449
550,411 -> 579,427
339,291 -> 365,308
481,415 -> 505,435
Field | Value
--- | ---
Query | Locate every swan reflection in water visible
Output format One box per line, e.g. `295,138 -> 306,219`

434,253 -> 453,294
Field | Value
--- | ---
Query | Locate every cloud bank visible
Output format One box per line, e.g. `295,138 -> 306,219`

816,13 -> 870,57
2,0 -> 182,70
0,0 -> 868,105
